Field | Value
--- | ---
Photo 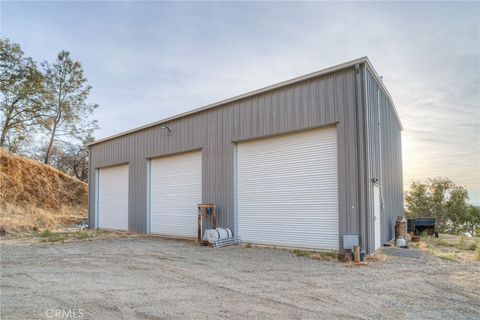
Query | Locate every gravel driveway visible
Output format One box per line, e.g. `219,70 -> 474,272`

1,237 -> 479,320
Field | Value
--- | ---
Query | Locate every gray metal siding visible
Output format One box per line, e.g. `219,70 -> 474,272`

89,67 -> 365,248
365,69 -> 404,252
88,63 -> 402,253
380,95 -> 404,241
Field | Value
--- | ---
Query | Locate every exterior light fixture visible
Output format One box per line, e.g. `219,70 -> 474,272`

161,125 -> 172,136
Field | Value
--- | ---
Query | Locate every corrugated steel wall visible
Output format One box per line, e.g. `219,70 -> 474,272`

88,63 -> 402,252
365,69 -> 404,252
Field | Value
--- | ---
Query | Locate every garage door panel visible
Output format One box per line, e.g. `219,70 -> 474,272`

236,127 -> 339,250
98,164 -> 129,231
150,151 -> 201,237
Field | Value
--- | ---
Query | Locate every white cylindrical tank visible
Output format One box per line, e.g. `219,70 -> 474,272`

216,227 -> 232,239
203,227 -> 232,244
203,229 -> 219,244
396,236 -> 406,247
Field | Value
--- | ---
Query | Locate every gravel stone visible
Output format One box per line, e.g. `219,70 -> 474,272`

1,237 -> 479,320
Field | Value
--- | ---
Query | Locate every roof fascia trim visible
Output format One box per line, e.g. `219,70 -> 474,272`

88,56 -> 403,146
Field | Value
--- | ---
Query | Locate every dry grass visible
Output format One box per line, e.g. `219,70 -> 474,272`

0,149 -> 88,234
293,249 -> 338,261
2,229 -> 123,244
341,251 -> 390,268
418,242 -> 430,251
0,149 -> 87,210
366,251 -> 390,263
0,202 -> 87,233
309,252 -> 337,261
432,234 -> 478,250
413,234 -> 480,262
36,229 -> 115,243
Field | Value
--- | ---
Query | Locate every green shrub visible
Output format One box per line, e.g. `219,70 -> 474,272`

421,230 -> 428,239
41,229 -> 53,238
40,229 -> 64,242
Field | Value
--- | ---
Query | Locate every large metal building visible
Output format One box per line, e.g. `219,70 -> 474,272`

87,57 -> 403,253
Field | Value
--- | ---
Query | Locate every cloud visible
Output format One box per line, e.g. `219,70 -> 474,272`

2,1 -> 479,203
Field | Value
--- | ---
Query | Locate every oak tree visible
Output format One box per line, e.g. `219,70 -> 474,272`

40,51 -> 97,164
405,177 -> 474,234
0,39 -> 47,152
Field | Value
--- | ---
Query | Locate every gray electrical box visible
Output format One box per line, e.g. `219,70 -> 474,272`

343,235 -> 359,250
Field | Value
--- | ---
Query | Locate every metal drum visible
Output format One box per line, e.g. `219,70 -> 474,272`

395,216 -> 407,240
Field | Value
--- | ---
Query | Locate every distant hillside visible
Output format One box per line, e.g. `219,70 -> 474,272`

0,148 -> 88,233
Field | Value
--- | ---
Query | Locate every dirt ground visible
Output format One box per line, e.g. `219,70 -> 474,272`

1,236 -> 479,320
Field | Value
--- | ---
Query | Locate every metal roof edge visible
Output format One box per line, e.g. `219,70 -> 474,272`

363,58 -> 403,130
88,56 -> 398,146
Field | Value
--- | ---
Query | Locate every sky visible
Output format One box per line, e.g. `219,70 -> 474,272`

1,1 -> 479,204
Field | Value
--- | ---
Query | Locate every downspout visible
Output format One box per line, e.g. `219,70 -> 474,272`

362,65 -> 373,254
377,80 -> 385,242
355,63 -> 370,253
146,159 -> 151,234
377,82 -> 384,185
87,146 -> 92,228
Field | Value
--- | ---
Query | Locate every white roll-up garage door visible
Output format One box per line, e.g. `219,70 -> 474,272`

97,164 -> 129,230
149,151 -> 202,237
236,127 -> 339,250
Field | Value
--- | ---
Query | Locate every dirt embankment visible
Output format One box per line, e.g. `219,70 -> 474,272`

0,148 -> 88,233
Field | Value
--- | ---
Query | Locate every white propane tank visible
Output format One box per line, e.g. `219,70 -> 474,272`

203,227 -> 233,244
396,236 -> 406,247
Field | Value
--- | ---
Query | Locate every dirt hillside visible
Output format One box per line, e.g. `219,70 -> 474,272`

0,148 -> 88,233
